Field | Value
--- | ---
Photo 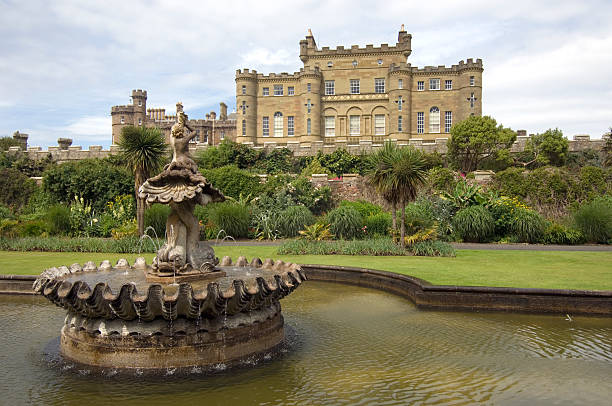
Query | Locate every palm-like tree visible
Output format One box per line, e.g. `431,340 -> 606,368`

117,126 -> 168,236
386,147 -> 427,247
366,141 -> 400,232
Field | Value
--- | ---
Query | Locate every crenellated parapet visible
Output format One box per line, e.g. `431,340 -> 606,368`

411,58 -> 483,75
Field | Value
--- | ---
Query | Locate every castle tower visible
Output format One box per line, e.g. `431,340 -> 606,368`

388,63 -> 412,141
131,89 -> 147,126
111,89 -> 147,144
235,69 -> 258,143
299,67 -> 322,140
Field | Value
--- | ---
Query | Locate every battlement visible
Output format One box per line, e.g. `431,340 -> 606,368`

110,105 -> 134,113
301,36 -> 411,59
236,67 -> 321,81
131,89 -> 147,98
411,58 -> 483,74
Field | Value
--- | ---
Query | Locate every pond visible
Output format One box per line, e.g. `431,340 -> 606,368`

1,281 -> 611,405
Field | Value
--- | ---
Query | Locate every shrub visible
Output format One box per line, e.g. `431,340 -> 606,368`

452,205 -> 495,242
300,158 -> 329,177
0,236 -> 159,253
327,206 -> 363,240
0,205 -> 13,220
426,167 -> 458,194
144,204 -> 170,238
209,202 -> 250,239
0,168 -> 38,212
410,240 -> 456,257
364,212 -> 392,236
489,196 -> 530,238
200,165 -> 261,199
17,220 -> 49,237
510,208 -> 546,243
339,200 -> 384,219
276,206 -> 315,237
111,220 -> 138,239
573,196 -> 612,243
252,210 -> 280,241
46,204 -> 71,235
298,223 -> 333,241
278,238 -> 408,256
542,222 -> 584,245
43,159 -> 133,212
403,202 -> 435,235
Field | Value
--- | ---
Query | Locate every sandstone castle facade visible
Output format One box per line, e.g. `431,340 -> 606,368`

111,90 -> 236,145
235,27 -> 483,147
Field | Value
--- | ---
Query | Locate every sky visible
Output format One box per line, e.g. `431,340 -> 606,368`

1,0 -> 611,148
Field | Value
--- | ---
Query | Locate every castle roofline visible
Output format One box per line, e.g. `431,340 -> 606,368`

387,58 -> 483,75
235,67 -> 322,81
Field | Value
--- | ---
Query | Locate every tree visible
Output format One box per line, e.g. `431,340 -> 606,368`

366,141 -> 400,232
0,168 -> 37,212
448,115 -> 516,173
386,147 -> 427,247
603,127 -> 612,167
518,128 -> 569,167
117,126 -> 168,236
0,136 -> 21,152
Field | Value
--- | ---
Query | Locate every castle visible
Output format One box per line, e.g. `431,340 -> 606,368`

234,27 -> 483,147
110,90 -> 237,145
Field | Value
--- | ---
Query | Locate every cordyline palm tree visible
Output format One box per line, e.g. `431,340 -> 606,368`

117,126 -> 168,236
386,147 -> 427,247
366,141 -> 400,232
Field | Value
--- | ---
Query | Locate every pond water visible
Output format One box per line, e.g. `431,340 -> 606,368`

1,281 -> 611,405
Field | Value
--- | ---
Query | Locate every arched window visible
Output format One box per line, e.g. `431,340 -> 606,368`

274,112 -> 283,137
429,106 -> 440,133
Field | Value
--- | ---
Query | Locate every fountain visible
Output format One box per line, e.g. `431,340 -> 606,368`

33,104 -> 305,370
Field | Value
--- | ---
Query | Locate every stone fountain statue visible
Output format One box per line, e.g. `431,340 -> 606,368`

33,103 -> 306,370
139,103 -> 224,279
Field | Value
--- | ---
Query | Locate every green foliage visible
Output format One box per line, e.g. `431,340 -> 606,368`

364,212 -> 392,236
0,236 -> 160,253
327,206 -> 363,240
298,223 -> 334,241
573,196 -> 612,243
117,126 -> 168,179
196,140 -> 261,170
201,165 -> 261,199
252,210 -> 280,241
105,194 -> 136,224
440,180 -> 489,210
300,157 -> 329,177
0,136 -> 21,151
338,200 -> 384,219
541,222 -> 584,245
521,128 -> 569,167
410,240 -> 456,257
278,238 -> 409,256
566,149 -> 603,169
209,202 -> 250,239
256,175 -> 333,216
510,208 -> 546,243
317,149 -> 367,176
603,131 -> 612,167
43,159 -> 133,212
0,205 -> 13,220
0,168 -> 38,212
68,196 -> 100,237
18,220 -> 50,237
426,167 -> 458,194
403,202 -> 435,235
253,148 -> 296,174
144,204 -> 170,238
452,205 -> 495,242
276,205 -> 315,237
488,196 -> 531,237
46,204 -> 71,235
448,115 -> 516,172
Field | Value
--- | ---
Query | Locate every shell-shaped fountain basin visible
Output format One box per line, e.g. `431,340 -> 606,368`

33,256 -> 306,322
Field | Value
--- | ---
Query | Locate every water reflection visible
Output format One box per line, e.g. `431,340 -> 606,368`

0,282 -> 611,405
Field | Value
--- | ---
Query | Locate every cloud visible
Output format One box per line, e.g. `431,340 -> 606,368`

65,116 -> 111,139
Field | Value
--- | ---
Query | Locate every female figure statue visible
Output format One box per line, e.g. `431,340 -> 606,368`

139,103 -> 224,274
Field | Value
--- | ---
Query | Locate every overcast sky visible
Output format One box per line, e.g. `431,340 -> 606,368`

1,0 -> 611,148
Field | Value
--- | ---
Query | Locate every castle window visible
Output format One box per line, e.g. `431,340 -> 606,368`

398,79 -> 403,89
429,79 -> 440,90
138,118 -> 142,125
445,80 -> 452,90
375,78 -> 385,93
349,115 -> 360,136
398,96 -> 403,111
398,116 -> 403,132
263,116 -> 269,136
263,87 -> 269,96
138,100 -> 142,106
417,112 -> 424,134
470,76 -> 475,86
220,131 -> 225,140
429,107 -> 440,133
242,85 -> 246,95
273,112 -> 283,137
375,115 -> 385,135
120,116 -> 125,124
327,61 -> 333,68
350,79 -> 360,94
352,60 -> 358,68
307,99 -> 311,114
242,120 -> 246,136
307,83 -> 311,92
325,80 -> 335,95
377,59 -> 383,65
307,118 -> 311,135
417,81 -> 424,91
274,85 -> 283,96
325,116 -> 335,136
445,111 -> 452,133
288,116 -> 295,136
288,86 -> 295,95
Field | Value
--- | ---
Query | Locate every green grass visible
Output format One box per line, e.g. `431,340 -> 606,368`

1,247 -> 611,291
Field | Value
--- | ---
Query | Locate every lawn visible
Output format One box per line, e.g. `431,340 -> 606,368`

0,247 -> 611,291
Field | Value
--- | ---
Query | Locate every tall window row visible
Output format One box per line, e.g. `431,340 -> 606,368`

416,109 -> 452,134
324,115 -> 386,136
261,113 -> 296,137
